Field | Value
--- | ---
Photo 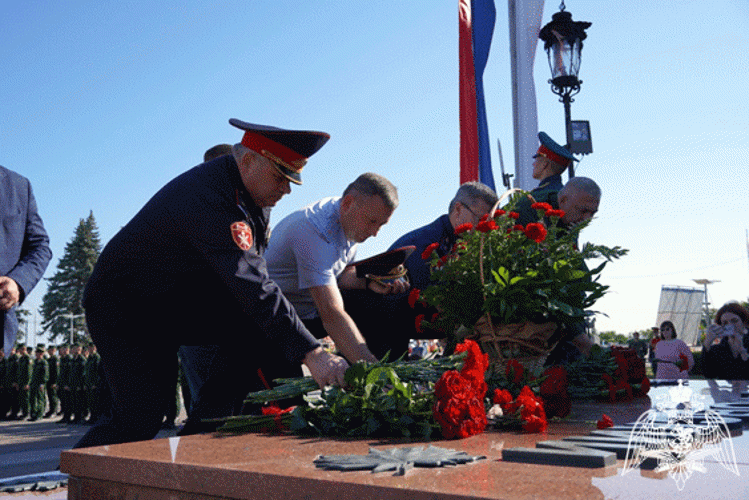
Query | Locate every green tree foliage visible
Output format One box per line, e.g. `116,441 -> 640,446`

598,330 -> 628,345
15,308 -> 30,343
40,212 -> 101,345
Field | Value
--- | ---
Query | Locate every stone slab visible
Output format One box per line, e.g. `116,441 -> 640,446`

60,381 -> 749,499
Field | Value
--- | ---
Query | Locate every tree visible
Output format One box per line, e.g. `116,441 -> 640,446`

15,308 -> 30,344
40,212 -> 101,345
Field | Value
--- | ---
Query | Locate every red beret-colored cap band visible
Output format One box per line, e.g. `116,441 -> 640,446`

240,131 -> 307,173
536,144 -> 571,168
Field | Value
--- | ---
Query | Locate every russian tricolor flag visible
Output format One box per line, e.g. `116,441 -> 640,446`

459,0 -> 496,191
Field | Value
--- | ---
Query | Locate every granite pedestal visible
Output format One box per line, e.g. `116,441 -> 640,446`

60,381 -> 749,499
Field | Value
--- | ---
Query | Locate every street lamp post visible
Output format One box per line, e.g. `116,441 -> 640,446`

539,1 -> 592,178
693,279 -> 720,328
61,313 -> 85,345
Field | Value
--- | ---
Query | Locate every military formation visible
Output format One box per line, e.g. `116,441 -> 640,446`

0,342 -> 102,424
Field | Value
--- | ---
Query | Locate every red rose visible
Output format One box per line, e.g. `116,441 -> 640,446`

421,242 -> 439,260
505,359 -> 524,384
407,288 -> 421,309
597,414 -> 614,429
454,223 -> 473,235
524,222 -> 548,243
531,202 -> 553,211
415,314 -> 425,334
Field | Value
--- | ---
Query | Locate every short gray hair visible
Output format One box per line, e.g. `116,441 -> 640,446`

559,177 -> 601,200
343,173 -> 399,210
448,182 -> 498,214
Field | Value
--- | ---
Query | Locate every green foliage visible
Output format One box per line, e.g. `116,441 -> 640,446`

40,212 -> 101,344
419,196 -> 627,334
293,363 -> 438,439
599,331 -> 628,345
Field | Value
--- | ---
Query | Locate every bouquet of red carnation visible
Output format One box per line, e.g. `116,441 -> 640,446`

432,340 -> 489,439
565,345 -> 650,402
489,385 -> 548,433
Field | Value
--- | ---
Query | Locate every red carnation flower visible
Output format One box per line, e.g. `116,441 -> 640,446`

492,388 -> 514,409
421,242 -> 439,260
522,414 -> 548,433
540,366 -> 568,397
454,223 -> 473,235
524,222 -> 548,243
677,353 -> 690,371
415,314 -> 425,334
407,288 -> 421,309
505,359 -> 524,384
547,209 -> 565,219
531,202 -> 553,211
507,211 -> 520,219
597,414 -> 614,429
493,209 -> 506,217
476,219 -> 499,233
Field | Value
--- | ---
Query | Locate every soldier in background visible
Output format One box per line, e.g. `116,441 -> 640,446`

57,344 -> 73,424
28,344 -> 48,421
15,343 -> 32,420
84,344 -> 102,424
44,344 -> 59,418
516,132 -> 577,226
70,343 -> 87,423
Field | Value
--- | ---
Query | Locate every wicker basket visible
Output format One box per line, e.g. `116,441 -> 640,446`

457,316 -> 558,375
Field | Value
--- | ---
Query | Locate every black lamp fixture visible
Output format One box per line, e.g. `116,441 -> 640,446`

539,2 -> 592,175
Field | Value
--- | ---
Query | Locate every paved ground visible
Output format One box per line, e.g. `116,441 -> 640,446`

0,409 -> 188,498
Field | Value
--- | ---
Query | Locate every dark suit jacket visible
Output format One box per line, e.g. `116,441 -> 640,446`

0,166 -> 52,351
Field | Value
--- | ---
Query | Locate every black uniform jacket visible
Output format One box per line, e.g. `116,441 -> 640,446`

83,155 -> 319,365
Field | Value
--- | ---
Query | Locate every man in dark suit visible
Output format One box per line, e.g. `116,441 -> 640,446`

0,166 -> 52,353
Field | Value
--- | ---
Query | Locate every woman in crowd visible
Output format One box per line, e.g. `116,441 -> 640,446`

702,302 -> 749,393
654,320 -> 693,379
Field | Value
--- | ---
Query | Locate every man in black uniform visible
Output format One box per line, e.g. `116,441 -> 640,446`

74,119 -> 349,448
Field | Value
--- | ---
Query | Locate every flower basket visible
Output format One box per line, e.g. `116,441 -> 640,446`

418,188 -> 627,379
457,315 -> 558,376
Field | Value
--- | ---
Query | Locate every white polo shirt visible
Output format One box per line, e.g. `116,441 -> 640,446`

265,197 -> 357,320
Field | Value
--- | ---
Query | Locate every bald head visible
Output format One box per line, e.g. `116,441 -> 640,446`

558,177 -> 600,226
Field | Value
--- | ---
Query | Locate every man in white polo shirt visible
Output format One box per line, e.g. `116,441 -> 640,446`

265,172 -> 408,376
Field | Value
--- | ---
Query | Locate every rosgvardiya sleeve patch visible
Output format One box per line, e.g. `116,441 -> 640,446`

230,221 -> 253,251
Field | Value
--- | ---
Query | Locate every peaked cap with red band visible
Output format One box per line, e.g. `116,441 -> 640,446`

230,118 -> 330,185
533,131 -> 577,169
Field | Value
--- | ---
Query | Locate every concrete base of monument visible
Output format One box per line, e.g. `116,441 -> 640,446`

60,383 -> 749,499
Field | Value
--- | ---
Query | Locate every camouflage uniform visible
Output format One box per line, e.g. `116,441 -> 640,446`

29,350 -> 48,420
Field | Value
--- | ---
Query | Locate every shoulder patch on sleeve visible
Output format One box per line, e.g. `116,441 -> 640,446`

230,221 -> 253,251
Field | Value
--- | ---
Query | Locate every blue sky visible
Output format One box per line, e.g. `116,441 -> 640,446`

2,0 -> 748,341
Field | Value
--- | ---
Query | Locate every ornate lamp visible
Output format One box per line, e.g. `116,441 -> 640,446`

539,2 -> 592,173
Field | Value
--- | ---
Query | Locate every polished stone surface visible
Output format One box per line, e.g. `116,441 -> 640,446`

60,380 -> 749,499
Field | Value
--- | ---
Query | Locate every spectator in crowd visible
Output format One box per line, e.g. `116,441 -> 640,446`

654,321 -> 693,380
